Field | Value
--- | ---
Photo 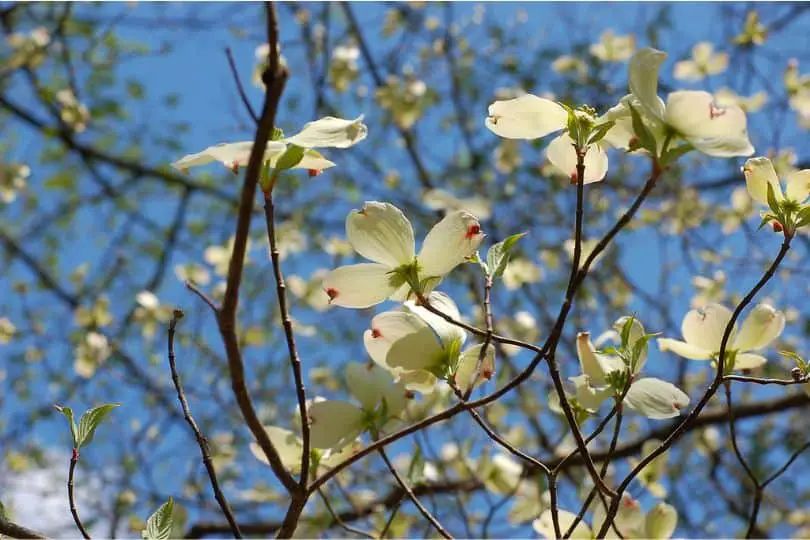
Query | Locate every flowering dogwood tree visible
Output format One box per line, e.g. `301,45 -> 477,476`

2,3 -> 810,540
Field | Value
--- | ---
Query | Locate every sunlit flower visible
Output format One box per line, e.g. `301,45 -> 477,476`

56,89 -> 90,133
1,163 -> 30,203
673,42 -> 728,81
603,48 -> 754,158
486,95 -> 611,183
364,292 -> 495,394
74,332 -> 111,379
714,87 -> 768,114
322,202 -> 484,308
743,156 -> 810,206
590,30 -> 635,63
172,116 -> 367,174
658,303 -> 785,370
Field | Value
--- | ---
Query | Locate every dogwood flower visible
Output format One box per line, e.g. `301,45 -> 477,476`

533,494 -> 657,539
485,94 -> 610,183
307,362 -> 410,449
171,116 -> 367,174
363,292 -> 495,394
658,303 -> 785,370
673,42 -> 729,81
743,156 -> 810,207
602,47 -> 754,158
249,425 -> 361,474
589,30 -> 635,63
574,318 -> 690,419
322,202 -> 484,308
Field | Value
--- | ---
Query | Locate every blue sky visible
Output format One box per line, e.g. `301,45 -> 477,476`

3,2 -> 810,537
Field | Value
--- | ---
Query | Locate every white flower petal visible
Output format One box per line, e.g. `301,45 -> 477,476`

322,263 -> 399,309
665,91 -> 752,147
250,426 -> 303,473
624,378 -> 690,419
386,327 -> 446,372
485,94 -> 568,140
398,370 -> 438,394
785,169 -> 810,203
657,338 -> 712,360
688,135 -> 755,158
533,509 -> 592,539
364,310 -> 428,369
284,115 -> 368,149
345,361 -> 391,411
593,494 -> 645,539
645,502 -> 678,539
681,304 -> 734,353
346,202 -> 415,267
733,303 -> 785,352
418,211 -> 484,278
454,343 -> 495,393
570,374 -> 612,411
295,150 -> 336,172
733,353 -> 768,370
308,400 -> 365,449
545,135 -> 609,184
406,291 -> 467,349
576,332 -> 623,385
743,157 -> 783,206
629,47 -> 668,120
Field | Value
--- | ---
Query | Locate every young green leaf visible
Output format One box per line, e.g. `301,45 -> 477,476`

77,403 -> 120,448
142,497 -> 174,540
54,405 -> 78,447
486,232 -> 528,279
587,121 -> 615,145
766,181 -> 781,216
275,144 -> 305,171
627,103 -> 658,157
794,206 -> 810,229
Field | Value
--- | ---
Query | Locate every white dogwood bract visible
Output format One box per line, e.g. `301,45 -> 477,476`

171,115 -> 367,173
573,318 -> 690,419
744,156 -> 810,206
485,94 -> 609,183
322,202 -> 484,308
605,47 -> 755,158
658,303 -> 785,370
307,362 -> 409,450
533,509 -> 592,539
673,42 -> 729,81
363,292 -> 495,394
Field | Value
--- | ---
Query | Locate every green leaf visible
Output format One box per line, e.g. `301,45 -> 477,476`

619,316 -> 636,348
766,182 -> 781,216
627,103 -> 658,157
142,497 -> 174,540
469,250 -> 489,276
756,214 -> 775,231
54,405 -> 78,447
271,127 -> 285,141
76,403 -> 120,448
587,121 -> 615,145
275,144 -> 305,171
0,499 -> 7,520
406,446 -> 424,484
795,206 -> 810,229
660,143 -> 693,166
486,232 -> 528,279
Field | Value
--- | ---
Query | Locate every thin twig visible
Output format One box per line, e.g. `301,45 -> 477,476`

68,448 -> 91,539
225,47 -> 259,124
595,235 -> 793,538
263,190 -> 310,487
168,310 -> 242,538
377,447 -> 453,539
0,517 -> 47,540
185,280 -> 220,313
316,489 -> 375,539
